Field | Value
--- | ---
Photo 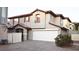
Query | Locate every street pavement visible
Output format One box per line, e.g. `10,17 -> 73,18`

0,40 -> 78,51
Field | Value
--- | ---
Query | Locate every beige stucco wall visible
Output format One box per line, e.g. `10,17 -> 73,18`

24,11 -> 46,28
46,14 -> 60,30
8,19 -> 13,26
49,16 -> 61,26
63,19 -> 71,29
8,10 -> 63,30
19,17 -> 24,24
28,30 -> 33,40
54,17 -> 61,26
27,13 -> 62,39
14,21 -> 18,26
71,34 -> 79,41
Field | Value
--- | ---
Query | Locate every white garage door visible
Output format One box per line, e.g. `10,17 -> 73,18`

33,31 -> 58,41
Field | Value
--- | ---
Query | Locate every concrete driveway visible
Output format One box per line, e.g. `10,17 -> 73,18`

0,40 -> 78,51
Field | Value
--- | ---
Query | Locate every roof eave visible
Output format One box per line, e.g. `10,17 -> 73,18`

49,22 -> 68,30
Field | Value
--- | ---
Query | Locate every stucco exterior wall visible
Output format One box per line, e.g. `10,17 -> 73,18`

45,14 -> 60,30
19,17 -> 24,24
24,11 -> 46,28
54,17 -> 61,26
71,34 -> 79,41
14,21 -> 18,26
8,10 -> 62,30
28,30 -> 33,40
8,19 -> 13,26
49,16 -> 61,26
63,19 -> 71,29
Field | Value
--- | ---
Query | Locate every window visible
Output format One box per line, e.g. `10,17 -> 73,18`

70,27 -> 71,29
50,15 -> 53,20
60,20 -> 63,26
35,14 -> 40,23
24,17 -> 30,22
19,17 -> 25,23
8,19 -> 10,22
14,18 -> 18,22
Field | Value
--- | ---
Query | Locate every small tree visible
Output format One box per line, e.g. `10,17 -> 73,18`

55,34 -> 73,47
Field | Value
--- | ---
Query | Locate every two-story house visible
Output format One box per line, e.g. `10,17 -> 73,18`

8,9 -> 72,42
72,22 -> 79,31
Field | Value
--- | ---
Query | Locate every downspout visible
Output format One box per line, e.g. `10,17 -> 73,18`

45,13 -> 46,28
60,17 -> 62,35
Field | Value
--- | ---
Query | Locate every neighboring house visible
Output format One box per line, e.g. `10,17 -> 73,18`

62,18 -> 72,30
70,22 -> 79,42
0,7 -> 8,41
72,22 -> 79,31
8,9 -> 72,42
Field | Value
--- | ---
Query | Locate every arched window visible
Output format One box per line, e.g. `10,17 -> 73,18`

35,14 -> 40,23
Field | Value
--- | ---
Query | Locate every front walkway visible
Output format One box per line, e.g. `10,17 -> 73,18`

0,40 -> 78,51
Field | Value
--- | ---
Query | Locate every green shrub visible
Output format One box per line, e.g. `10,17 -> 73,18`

55,34 -> 73,47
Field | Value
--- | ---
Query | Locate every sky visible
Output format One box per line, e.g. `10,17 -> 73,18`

1,0 -> 79,22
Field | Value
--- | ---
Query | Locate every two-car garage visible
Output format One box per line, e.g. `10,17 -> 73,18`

33,30 -> 59,42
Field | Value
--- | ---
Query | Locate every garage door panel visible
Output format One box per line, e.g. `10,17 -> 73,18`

33,31 -> 58,41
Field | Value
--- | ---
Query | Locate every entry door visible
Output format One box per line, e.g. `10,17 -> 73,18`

15,28 -> 24,41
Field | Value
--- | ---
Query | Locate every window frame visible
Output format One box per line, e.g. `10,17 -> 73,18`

14,18 -> 19,22
35,14 -> 40,23
24,17 -> 30,22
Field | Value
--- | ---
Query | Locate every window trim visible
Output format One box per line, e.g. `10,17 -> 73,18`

14,18 -> 19,22
25,17 -> 30,22
35,14 -> 40,23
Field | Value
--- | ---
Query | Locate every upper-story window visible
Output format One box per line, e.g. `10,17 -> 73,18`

60,20 -> 63,26
7,19 -> 11,25
50,15 -> 55,23
8,19 -> 10,22
35,14 -> 40,23
24,17 -> 30,22
14,18 -> 18,22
